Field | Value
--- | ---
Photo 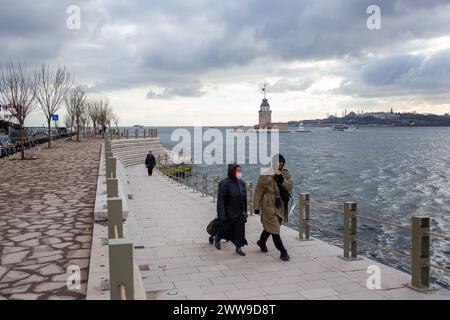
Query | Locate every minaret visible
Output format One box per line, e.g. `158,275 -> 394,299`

258,82 -> 272,128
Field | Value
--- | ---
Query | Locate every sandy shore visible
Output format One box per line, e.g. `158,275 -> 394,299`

0,137 -> 102,300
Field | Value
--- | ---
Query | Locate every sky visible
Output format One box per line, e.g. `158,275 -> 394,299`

1,0 -> 450,126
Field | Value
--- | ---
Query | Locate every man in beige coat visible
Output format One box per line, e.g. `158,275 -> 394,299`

254,154 -> 293,261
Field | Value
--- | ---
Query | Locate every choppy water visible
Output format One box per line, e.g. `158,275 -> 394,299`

154,126 -> 450,288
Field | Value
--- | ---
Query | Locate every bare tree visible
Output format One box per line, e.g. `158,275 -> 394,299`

80,109 -> 88,138
64,102 -> 75,141
88,98 -> 100,136
106,106 -> 113,137
34,64 -> 72,148
112,113 -> 119,138
65,88 -> 87,141
63,113 -> 73,139
65,87 -> 87,142
0,61 -> 36,159
96,97 -> 110,138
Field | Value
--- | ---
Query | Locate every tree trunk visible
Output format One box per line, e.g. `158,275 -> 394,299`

20,122 -> 25,160
47,117 -> 52,149
77,118 -> 80,142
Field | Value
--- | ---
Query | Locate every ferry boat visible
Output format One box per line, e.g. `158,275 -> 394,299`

332,124 -> 348,131
296,122 -> 311,133
332,124 -> 359,131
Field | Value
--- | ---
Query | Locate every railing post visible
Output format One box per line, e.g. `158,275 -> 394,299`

143,129 -> 146,139
191,171 -> 196,192
248,182 -> 253,215
184,167 -> 189,189
107,198 -> 123,239
202,173 -> 208,197
108,239 -> 134,300
213,175 -> 219,202
106,178 -> 119,198
126,129 -> 129,139
194,171 -> 199,193
135,129 -> 138,139
299,193 -> 310,240
343,202 -> 359,260
410,216 -> 434,291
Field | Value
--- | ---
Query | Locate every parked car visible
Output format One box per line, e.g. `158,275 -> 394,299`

32,129 -> 50,144
9,130 -> 37,151
0,135 -> 16,157
57,127 -> 68,137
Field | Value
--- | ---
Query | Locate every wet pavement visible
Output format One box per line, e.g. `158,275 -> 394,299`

0,137 -> 102,300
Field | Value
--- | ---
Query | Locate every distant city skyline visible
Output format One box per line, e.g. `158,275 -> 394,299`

1,1 -> 450,126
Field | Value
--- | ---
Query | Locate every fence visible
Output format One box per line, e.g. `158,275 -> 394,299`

297,193 -> 450,292
108,128 -> 158,140
104,138 -> 135,300
157,167 -> 256,217
157,163 -> 449,292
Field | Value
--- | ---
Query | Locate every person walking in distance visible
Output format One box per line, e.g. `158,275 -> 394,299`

254,154 -> 293,261
145,150 -> 156,176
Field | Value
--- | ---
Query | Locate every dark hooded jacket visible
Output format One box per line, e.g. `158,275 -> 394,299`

145,153 -> 156,168
217,164 -> 247,221
216,164 -> 248,245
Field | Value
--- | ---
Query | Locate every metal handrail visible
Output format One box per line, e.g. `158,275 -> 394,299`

354,237 -> 411,259
429,263 -> 450,274
312,202 -> 341,214
306,220 -> 411,259
303,195 -> 450,289
160,169 -> 450,277
428,231 -> 450,241
312,202 -> 450,241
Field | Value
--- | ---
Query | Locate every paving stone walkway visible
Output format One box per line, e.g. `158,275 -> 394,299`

0,137 -> 102,300
126,166 -> 450,300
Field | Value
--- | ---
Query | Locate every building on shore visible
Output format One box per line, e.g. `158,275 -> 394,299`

253,84 -> 289,132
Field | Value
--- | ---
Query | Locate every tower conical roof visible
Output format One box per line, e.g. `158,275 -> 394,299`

260,98 -> 270,109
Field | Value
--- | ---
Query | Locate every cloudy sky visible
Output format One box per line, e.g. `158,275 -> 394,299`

1,0 -> 450,126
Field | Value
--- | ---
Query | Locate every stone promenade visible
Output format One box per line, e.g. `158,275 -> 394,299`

0,137 -> 102,300
126,166 -> 450,300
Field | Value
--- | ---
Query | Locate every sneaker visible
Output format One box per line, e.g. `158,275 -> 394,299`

256,240 -> 268,253
214,239 -> 221,250
236,247 -> 246,256
280,253 -> 290,261
208,236 -> 214,244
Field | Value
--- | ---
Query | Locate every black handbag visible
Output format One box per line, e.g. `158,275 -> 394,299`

206,218 -> 221,235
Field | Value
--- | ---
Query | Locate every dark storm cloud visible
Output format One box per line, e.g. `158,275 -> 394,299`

0,0 -> 449,100
146,81 -> 205,99
270,78 -> 314,93
0,0 -> 86,63
335,49 -> 450,98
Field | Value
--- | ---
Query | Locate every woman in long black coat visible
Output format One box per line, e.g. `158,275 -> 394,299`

215,164 -> 248,256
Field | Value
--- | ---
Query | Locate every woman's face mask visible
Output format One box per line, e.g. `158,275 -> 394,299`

235,168 -> 243,180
